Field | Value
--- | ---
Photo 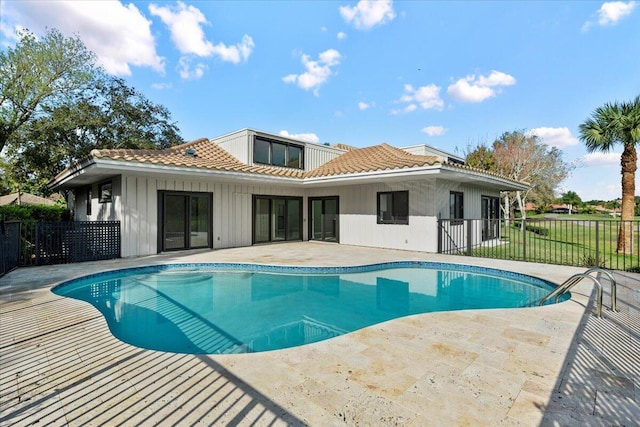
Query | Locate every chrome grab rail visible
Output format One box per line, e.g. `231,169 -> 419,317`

539,273 -> 604,317
582,267 -> 617,312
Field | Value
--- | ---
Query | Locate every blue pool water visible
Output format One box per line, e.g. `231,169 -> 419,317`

52,262 -> 566,354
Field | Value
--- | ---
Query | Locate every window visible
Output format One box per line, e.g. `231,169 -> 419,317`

450,191 -> 464,223
253,136 -> 304,169
377,191 -> 409,224
253,138 -> 270,164
99,182 -> 112,203
86,187 -> 92,215
288,145 -> 302,168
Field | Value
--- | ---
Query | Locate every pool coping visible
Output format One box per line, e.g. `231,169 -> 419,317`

0,242 -> 636,426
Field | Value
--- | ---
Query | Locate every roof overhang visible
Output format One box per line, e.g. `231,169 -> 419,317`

49,158 -> 305,190
302,164 -> 528,190
50,158 -> 528,192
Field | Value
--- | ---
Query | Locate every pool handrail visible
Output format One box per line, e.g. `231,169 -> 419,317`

582,267 -> 617,312
539,272 -> 604,318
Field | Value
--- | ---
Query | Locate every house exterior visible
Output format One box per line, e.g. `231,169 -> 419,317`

49,128 -> 528,258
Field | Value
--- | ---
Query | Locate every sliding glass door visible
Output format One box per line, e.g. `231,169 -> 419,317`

253,196 -> 303,244
309,197 -> 339,242
160,192 -> 212,251
164,194 -> 187,250
481,196 -> 500,241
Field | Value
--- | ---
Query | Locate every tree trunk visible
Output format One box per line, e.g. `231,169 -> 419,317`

516,191 -> 526,231
502,193 -> 510,227
617,143 -> 637,254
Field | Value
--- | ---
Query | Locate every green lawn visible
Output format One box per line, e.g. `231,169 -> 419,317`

471,218 -> 639,272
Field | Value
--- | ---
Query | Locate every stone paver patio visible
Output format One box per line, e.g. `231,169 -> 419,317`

0,242 -> 638,426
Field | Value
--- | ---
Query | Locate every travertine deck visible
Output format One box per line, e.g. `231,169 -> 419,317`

1,243 -> 638,426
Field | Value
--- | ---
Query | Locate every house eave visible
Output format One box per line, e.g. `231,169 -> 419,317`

50,158 -> 528,191
439,164 -> 529,191
303,164 -> 528,190
50,158 -> 305,190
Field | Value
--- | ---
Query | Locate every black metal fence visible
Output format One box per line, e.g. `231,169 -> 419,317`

438,218 -> 640,272
1,221 -> 120,276
0,222 -> 20,276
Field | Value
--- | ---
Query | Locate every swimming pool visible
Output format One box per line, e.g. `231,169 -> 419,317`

52,261 -> 566,354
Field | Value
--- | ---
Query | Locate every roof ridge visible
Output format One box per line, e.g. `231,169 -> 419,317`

304,143 -> 441,178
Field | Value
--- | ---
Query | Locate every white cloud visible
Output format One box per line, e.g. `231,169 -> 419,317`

421,126 -> 446,137
1,0 -> 164,75
151,82 -> 173,90
579,151 -> 621,167
358,101 -> 371,110
283,49 -> 342,96
527,127 -> 579,148
598,1 -> 637,24
279,130 -> 320,143
211,34 -> 255,63
178,56 -> 207,80
149,1 -> 254,63
583,1 -> 637,30
149,2 -> 213,55
447,70 -> 516,103
393,84 -> 443,114
339,0 -> 395,30
337,31 -> 347,40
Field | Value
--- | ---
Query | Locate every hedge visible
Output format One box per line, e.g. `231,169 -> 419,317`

0,204 -> 70,222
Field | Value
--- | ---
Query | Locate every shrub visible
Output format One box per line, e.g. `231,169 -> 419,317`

580,255 -> 607,268
512,221 -> 550,236
0,204 -> 69,222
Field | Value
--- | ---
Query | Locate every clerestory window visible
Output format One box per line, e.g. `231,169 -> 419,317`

253,136 -> 304,169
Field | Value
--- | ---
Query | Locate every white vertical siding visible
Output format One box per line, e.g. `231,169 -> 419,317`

435,180 -> 501,219
435,180 -> 502,251
304,144 -> 345,171
116,174 -> 307,256
307,179 -> 439,252
76,177 -> 120,222
118,175 -> 158,257
212,130 -> 250,163
86,171 -> 499,258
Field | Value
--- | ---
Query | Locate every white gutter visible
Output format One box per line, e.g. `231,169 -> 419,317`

51,157 -> 528,191
303,164 -> 528,190
51,158 -> 305,189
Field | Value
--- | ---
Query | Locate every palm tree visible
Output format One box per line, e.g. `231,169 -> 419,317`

579,95 -> 640,254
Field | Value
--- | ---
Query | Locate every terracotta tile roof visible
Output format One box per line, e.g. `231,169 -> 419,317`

0,192 -> 57,206
332,143 -> 357,151
305,143 -> 440,178
84,138 -> 525,187
91,138 -> 305,178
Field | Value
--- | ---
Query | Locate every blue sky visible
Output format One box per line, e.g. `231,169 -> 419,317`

1,0 -> 639,201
